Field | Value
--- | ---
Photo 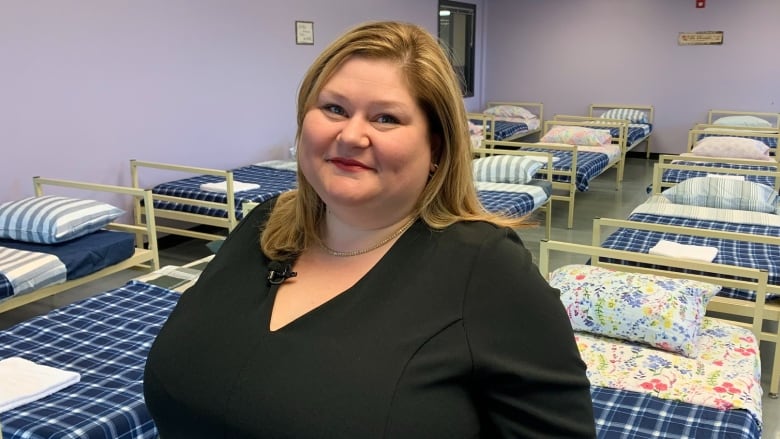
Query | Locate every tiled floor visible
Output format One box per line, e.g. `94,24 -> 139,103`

0,156 -> 777,436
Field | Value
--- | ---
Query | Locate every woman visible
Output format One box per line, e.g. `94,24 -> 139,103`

144,21 -> 595,438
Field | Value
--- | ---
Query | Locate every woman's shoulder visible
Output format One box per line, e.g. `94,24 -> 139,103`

429,220 -> 527,256
442,219 -> 517,241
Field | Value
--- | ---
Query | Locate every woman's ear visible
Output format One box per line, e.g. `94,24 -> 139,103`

430,133 -> 443,164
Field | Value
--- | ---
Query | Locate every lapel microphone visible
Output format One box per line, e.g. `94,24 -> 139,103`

267,261 -> 298,285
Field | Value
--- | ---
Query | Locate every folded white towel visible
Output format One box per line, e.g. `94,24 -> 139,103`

0,357 -> 81,413
199,181 -> 260,193
523,156 -> 560,164
648,240 -> 718,262
707,173 -> 744,181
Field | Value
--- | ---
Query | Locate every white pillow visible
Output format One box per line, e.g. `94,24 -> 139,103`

472,155 -> 544,184
484,105 -> 537,120
468,121 -> 484,135
691,136 -> 772,161
713,115 -> 773,128
0,195 -> 124,244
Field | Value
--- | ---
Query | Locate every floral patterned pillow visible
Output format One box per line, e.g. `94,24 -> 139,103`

540,125 -> 612,146
549,264 -> 722,358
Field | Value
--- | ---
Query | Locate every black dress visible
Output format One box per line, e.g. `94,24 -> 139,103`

144,200 -> 596,438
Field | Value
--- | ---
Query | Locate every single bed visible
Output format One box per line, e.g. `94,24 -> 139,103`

504,118 -> 624,228
467,101 -> 543,147
588,104 -> 654,158
652,153 -> 779,194
704,109 -> 780,130
554,104 -> 654,173
0,279 -> 177,438
0,177 -> 159,313
689,125 -> 780,152
647,127 -> 780,194
538,240 -> 764,438
472,145 -> 554,239
690,110 -> 780,152
592,175 -> 780,398
131,159 -> 298,242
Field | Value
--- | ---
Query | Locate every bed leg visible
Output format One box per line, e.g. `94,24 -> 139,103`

645,138 -> 652,159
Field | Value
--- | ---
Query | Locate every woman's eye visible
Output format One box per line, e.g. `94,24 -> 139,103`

323,104 -> 346,116
376,114 -> 399,124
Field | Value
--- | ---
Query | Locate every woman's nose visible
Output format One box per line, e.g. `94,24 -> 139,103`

338,116 -> 371,148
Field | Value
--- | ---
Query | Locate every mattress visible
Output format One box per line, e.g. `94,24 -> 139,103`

621,123 -> 652,146
600,204 -> 780,301
0,230 -> 136,300
0,280 -> 179,439
522,149 -> 612,191
476,179 -> 551,217
468,118 -> 539,141
658,160 -> 777,188
150,164 -> 297,219
591,386 -> 760,438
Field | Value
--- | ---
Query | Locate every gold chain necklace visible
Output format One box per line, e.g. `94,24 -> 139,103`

320,216 -> 416,257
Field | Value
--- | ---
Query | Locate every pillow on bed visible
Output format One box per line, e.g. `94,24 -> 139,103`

0,195 -> 124,244
600,108 -> 648,124
540,125 -> 612,146
468,121 -> 484,135
484,105 -> 537,120
662,177 -> 778,213
713,115 -> 773,128
690,136 -> 771,161
550,264 -> 721,357
472,155 -> 544,184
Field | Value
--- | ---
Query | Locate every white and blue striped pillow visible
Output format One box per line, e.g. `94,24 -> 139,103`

472,155 -> 544,184
0,196 -> 124,244
662,177 -> 777,213
600,108 -> 648,124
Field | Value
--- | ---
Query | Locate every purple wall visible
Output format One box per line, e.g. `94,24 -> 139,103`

482,0 -> 779,154
11,0 -> 773,209
1,0 -> 486,207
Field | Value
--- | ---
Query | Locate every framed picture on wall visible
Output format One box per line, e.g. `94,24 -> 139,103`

295,21 -> 314,45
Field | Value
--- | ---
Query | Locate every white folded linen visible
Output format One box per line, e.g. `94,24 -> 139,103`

199,181 -> 260,193
648,239 -> 718,262
0,357 -> 81,413
523,155 -> 560,164
706,173 -> 744,181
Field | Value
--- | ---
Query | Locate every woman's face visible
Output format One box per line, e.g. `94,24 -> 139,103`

298,56 -> 433,220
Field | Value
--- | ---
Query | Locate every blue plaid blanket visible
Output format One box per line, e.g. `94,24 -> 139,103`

591,386 -> 760,438
658,161 -> 777,189
600,212 -> 780,301
521,149 -> 611,191
476,180 -> 549,218
0,280 -> 179,439
625,124 -> 651,146
469,118 -> 532,141
611,123 -> 651,146
478,190 -> 538,217
151,164 -> 297,219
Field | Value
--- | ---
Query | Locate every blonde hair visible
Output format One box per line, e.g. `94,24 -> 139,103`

262,21 -> 531,260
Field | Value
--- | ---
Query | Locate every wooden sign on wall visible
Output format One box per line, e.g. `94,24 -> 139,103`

678,31 -> 724,46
